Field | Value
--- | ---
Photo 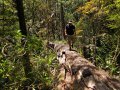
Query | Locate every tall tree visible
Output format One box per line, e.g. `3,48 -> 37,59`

13,0 -> 33,87
14,0 -> 27,35
60,3 -> 65,39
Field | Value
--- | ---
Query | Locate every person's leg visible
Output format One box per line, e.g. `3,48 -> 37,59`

68,35 -> 72,50
70,35 -> 74,50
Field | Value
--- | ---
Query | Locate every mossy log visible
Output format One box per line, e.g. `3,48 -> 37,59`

47,42 -> 120,90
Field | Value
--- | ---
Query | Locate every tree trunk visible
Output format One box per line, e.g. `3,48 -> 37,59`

14,0 -> 27,35
47,42 -> 120,90
13,0 -> 33,88
60,3 -> 65,39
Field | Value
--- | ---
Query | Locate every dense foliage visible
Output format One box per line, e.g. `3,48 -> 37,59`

76,0 -> 120,75
0,0 -> 120,89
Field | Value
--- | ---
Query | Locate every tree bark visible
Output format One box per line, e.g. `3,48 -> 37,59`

47,42 -> 120,90
13,0 -> 33,87
60,3 -> 65,39
14,0 -> 27,36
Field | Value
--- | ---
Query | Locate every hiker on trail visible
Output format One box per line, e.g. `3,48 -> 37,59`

65,21 -> 76,50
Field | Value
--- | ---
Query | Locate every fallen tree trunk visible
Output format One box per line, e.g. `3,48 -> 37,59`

47,42 -> 120,90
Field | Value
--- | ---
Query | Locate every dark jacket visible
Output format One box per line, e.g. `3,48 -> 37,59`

66,24 -> 75,35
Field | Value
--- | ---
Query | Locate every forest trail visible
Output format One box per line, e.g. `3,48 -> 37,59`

47,42 -> 120,90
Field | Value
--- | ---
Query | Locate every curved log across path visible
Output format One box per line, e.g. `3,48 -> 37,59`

47,42 -> 120,90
